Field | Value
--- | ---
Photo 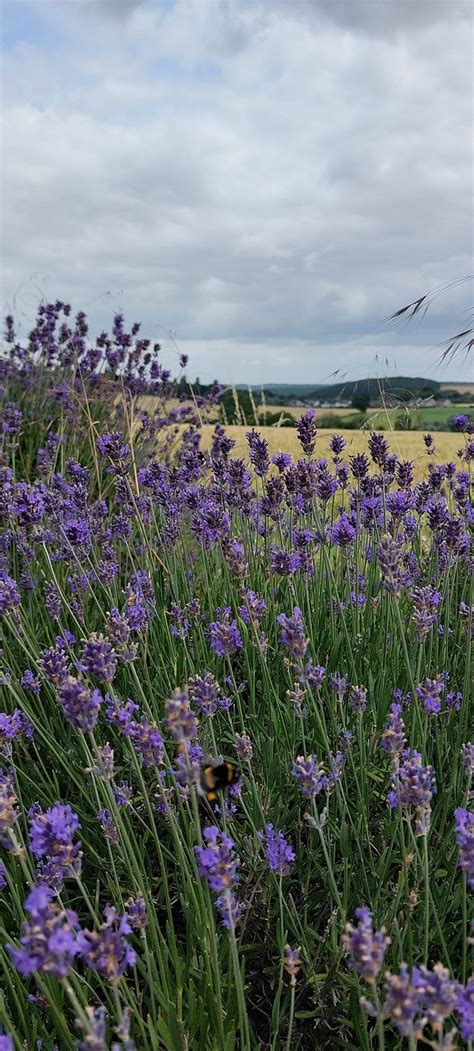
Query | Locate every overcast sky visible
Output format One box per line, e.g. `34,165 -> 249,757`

1,0 -> 472,384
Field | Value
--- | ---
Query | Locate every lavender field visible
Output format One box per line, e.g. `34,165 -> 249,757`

0,303 -> 472,1049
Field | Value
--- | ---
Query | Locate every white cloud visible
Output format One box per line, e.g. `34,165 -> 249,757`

1,0 -> 472,383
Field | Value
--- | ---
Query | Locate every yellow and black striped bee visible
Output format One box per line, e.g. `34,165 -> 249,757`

199,760 -> 239,803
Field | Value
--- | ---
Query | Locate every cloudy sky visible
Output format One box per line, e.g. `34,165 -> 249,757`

1,0 -> 472,384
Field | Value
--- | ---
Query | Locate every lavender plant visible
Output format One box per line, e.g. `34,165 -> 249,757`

0,303 -> 472,1048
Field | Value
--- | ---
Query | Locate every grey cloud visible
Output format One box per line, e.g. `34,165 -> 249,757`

1,0 -> 472,382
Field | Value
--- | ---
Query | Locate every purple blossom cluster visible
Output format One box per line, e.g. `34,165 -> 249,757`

106,697 -> 164,767
259,823 -> 295,875
195,826 -> 242,929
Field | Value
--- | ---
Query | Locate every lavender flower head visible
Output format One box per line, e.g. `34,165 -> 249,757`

454,808 -> 474,887
388,750 -> 435,834
415,674 -> 446,715
456,978 -> 474,1041
342,907 -> 390,982
277,607 -> 308,660
28,802 -> 82,879
381,965 -> 421,1037
377,535 -> 404,597
381,703 -> 407,755
461,742 -> 474,777
163,690 -> 199,742
195,826 -> 242,929
124,894 -> 148,930
8,884 -> 85,977
57,676 -> 102,732
79,633 -> 117,684
296,410 -> 317,457
0,709 -> 34,748
81,905 -> 137,982
283,945 -> 301,984
260,823 -> 295,875
292,754 -> 332,799
411,586 -> 442,643
246,430 -> 270,476
208,608 -> 243,657
0,769 -> 19,835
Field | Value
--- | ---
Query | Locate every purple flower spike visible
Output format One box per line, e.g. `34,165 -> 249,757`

8,885 -> 85,977
277,607 -> 308,660
260,823 -> 295,875
292,754 -> 331,798
208,608 -> 242,657
454,808 -> 474,887
57,676 -> 102,732
195,826 -> 242,929
80,633 -> 117,683
297,410 -> 317,457
343,906 -> 390,981
82,905 -> 136,981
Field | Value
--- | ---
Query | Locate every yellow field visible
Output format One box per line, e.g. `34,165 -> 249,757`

200,424 -> 464,479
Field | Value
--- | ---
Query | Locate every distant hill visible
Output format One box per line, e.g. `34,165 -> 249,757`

240,377 -> 443,404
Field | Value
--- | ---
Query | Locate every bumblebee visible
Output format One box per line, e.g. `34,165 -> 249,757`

199,760 -> 239,803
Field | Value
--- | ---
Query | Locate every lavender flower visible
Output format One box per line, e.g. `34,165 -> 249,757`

292,754 -> 332,798
208,609 -> 243,657
246,430 -> 270,476
277,607 -> 308,660
272,452 -> 292,471
124,894 -> 148,930
80,633 -> 117,683
349,685 -> 368,713
0,709 -> 34,748
82,906 -> 137,982
39,642 -> 69,686
296,410 -> 317,457
300,661 -> 326,689
1,402 -> 22,436
377,535 -> 404,597
20,669 -> 40,695
235,732 -> 253,762
260,823 -> 295,875
0,860 -> 7,888
57,676 -> 102,732
0,576 -> 21,617
8,885 -> 85,977
381,703 -> 406,755
106,697 -> 164,767
331,513 -> 356,547
28,803 -> 81,879
97,809 -> 118,845
456,978 -> 474,1041
461,742 -> 474,776
388,750 -> 435,834
0,1034 -> 13,1051
411,586 -> 442,642
368,432 -> 389,467
381,965 -> 421,1037
454,808 -> 474,887
195,826 -> 242,929
163,691 -> 199,741
270,547 -> 301,576
342,907 -> 389,981
0,769 -> 19,836
188,672 -> 227,716
283,945 -> 301,983
411,962 -> 459,1026
415,674 -> 446,715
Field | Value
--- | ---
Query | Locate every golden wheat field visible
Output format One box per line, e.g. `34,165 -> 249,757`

199,424 -> 465,479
